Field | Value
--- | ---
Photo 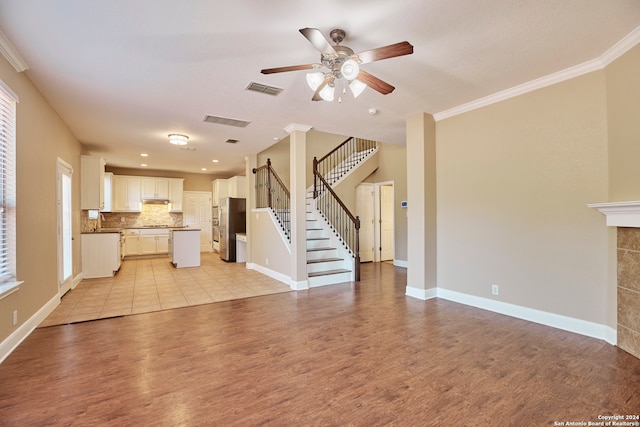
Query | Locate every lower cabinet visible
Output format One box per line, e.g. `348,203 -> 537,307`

124,229 -> 169,256
82,233 -> 121,278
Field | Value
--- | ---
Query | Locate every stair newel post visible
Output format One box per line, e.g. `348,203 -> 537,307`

266,158 -> 272,209
354,215 -> 361,282
313,157 -> 318,199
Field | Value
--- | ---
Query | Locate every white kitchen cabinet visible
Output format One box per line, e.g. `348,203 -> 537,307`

170,229 -> 200,268
81,156 -> 105,210
168,179 -> 184,212
102,172 -> 113,212
212,179 -> 228,206
124,229 -> 141,256
81,232 -> 121,278
113,176 -> 141,212
142,177 -> 170,200
227,176 -> 246,198
125,228 -> 169,256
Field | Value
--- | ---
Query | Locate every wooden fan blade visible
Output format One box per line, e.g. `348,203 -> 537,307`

356,70 -> 395,95
261,64 -> 315,74
312,75 -> 334,101
356,41 -> 414,65
299,28 -> 337,56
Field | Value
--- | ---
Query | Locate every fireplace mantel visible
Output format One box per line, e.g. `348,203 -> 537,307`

588,201 -> 640,228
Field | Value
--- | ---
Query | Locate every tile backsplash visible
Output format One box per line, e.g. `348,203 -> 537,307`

81,204 -> 183,232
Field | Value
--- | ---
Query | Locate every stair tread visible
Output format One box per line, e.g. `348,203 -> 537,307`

307,237 -> 329,241
307,257 -> 343,264
308,269 -> 351,277
307,246 -> 335,252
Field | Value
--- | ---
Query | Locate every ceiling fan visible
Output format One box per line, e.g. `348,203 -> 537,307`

261,28 -> 413,102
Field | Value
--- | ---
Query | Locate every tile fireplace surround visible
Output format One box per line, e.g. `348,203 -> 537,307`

589,201 -> 640,359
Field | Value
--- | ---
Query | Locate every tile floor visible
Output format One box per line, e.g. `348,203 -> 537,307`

40,252 -> 292,327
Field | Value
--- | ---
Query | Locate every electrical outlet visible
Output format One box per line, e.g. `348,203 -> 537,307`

265,258 -> 269,265
491,284 -> 500,296
121,217 -> 125,223
12,310 -> 17,326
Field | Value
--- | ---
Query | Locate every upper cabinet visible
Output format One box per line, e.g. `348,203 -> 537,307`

227,176 -> 246,198
141,177 -> 170,200
112,175 -> 142,212
212,179 -> 228,206
112,175 -> 183,212
168,179 -> 183,212
81,156 -> 105,210
102,172 -> 113,212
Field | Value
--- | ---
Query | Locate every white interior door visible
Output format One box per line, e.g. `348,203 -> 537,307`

57,158 -> 73,296
379,184 -> 395,261
183,191 -> 212,252
356,183 -> 375,262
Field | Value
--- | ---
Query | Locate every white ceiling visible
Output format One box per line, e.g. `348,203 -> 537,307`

1,0 -> 639,176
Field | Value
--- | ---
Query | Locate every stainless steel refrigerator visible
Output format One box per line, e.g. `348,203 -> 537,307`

219,197 -> 246,262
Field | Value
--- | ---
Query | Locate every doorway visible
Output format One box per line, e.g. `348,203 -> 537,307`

56,158 -> 73,296
355,181 -> 395,263
183,191 -> 213,252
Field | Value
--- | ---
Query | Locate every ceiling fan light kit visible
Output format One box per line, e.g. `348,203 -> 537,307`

168,133 -> 189,146
261,28 -> 413,102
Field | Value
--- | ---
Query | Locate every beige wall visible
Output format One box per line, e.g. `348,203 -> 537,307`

257,136 -> 290,187
0,55 -> 83,342
436,71 -> 611,325
364,140 -> 409,262
606,44 -> 640,201
106,166 -> 217,192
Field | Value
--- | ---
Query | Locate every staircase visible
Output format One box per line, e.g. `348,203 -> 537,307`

253,138 -> 378,288
306,143 -> 378,286
306,189 -> 353,286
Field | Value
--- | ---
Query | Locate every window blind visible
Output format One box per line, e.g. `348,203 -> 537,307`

0,81 -> 17,283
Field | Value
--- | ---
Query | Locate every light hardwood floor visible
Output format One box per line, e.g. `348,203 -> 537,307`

40,253 -> 292,326
1,262 -> 639,425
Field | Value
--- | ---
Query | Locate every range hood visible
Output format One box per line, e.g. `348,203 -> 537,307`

142,198 -> 170,205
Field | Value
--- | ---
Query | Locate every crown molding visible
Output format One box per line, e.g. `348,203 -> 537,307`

600,26 -> 640,66
284,124 -> 313,133
434,25 -> 640,122
0,30 -> 28,73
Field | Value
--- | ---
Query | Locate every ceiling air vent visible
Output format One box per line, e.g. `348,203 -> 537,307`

203,115 -> 250,128
225,139 -> 239,144
246,82 -> 283,96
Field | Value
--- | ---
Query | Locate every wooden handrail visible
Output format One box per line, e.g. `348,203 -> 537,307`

317,136 -> 353,164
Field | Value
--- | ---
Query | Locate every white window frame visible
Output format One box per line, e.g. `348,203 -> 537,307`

0,78 -> 21,300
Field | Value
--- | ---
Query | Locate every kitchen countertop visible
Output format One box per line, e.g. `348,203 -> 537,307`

82,226 -> 196,234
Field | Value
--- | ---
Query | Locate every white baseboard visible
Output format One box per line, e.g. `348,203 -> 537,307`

0,293 -> 60,364
405,286 -> 437,300
394,259 -> 408,268
436,288 -> 617,345
72,272 -> 83,290
246,263 -> 308,290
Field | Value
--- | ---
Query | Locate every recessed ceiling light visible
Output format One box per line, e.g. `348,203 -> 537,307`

201,168 -> 207,171
141,153 -> 148,157
141,163 -> 147,167
212,159 -> 219,163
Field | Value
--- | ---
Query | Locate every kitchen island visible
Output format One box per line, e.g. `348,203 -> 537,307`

170,228 -> 200,268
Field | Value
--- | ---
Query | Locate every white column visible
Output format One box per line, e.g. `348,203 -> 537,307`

285,124 -> 313,289
405,113 -> 437,299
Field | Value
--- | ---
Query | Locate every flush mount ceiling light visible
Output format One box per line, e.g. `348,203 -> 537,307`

261,28 -> 413,102
168,133 -> 189,146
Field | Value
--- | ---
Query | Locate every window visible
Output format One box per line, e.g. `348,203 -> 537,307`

0,79 -> 19,299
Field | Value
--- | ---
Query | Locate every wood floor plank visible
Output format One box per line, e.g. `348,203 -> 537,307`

1,262 -> 639,426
